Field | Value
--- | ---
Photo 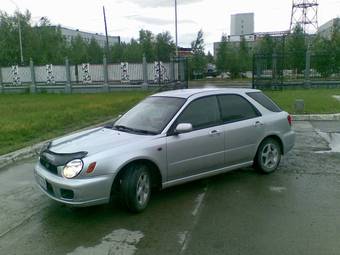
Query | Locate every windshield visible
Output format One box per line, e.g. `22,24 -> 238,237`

114,96 -> 185,135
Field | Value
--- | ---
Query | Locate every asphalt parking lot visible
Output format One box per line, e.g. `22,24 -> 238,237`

0,121 -> 340,255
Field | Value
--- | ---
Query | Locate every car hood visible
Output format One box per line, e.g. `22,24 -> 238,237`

49,127 -> 151,155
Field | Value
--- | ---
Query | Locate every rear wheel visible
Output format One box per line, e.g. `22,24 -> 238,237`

254,138 -> 281,174
120,164 -> 151,213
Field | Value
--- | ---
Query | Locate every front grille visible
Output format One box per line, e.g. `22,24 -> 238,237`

40,156 -> 58,175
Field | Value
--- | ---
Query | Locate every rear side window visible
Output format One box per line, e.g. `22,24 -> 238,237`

177,96 -> 220,130
247,92 -> 282,112
217,95 -> 259,123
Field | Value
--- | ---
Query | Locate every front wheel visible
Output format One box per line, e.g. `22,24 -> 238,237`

254,138 -> 281,174
120,164 -> 151,213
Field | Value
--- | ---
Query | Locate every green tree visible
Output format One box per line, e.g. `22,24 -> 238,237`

206,51 -> 214,63
155,31 -> 175,62
87,38 -> 103,64
239,36 -> 251,72
285,25 -> 306,72
139,29 -> 155,61
216,35 -> 229,73
312,35 -> 333,77
0,11 -> 32,65
68,35 -> 89,64
121,39 -> 143,62
32,18 -> 67,64
110,43 -> 123,63
226,46 -> 241,78
190,29 -> 207,79
331,21 -> 340,73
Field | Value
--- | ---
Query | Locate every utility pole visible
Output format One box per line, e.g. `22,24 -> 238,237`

17,12 -> 23,65
103,6 -> 110,60
175,0 -> 178,57
9,0 -> 24,65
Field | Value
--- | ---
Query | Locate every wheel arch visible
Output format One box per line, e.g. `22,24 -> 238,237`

258,134 -> 284,155
111,158 -> 162,197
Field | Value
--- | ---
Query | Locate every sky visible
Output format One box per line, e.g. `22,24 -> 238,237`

2,0 -> 340,53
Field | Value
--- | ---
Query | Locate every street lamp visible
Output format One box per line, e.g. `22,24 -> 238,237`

175,0 -> 178,57
9,0 -> 24,65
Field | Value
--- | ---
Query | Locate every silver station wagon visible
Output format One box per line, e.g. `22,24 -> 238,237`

35,89 -> 295,212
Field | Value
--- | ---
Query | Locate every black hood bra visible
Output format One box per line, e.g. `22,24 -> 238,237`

40,150 -> 88,166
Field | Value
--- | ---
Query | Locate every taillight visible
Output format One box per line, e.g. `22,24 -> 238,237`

287,115 -> 292,126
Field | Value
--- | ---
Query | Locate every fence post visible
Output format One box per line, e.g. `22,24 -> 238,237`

170,57 -> 175,83
65,57 -> 72,94
29,58 -> 36,94
305,49 -> 311,87
252,54 -> 255,89
103,55 -> 109,92
0,66 -> 3,94
272,53 -> 277,89
142,54 -> 148,89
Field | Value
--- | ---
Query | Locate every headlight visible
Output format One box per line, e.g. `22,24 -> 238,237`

62,159 -> 83,179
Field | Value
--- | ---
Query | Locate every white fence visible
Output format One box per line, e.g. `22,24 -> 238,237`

0,62 -> 179,86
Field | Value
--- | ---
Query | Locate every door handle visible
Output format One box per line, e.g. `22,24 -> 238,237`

209,130 -> 221,135
254,121 -> 264,127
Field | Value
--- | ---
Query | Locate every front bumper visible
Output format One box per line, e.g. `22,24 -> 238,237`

34,162 -> 113,207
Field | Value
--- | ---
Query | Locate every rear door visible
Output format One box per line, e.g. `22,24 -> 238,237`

217,94 -> 264,166
166,96 -> 225,181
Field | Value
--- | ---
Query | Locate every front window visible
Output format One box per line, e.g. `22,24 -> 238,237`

176,96 -> 221,130
114,96 -> 185,134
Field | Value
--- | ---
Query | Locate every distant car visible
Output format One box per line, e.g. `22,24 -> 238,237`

34,89 -> 295,212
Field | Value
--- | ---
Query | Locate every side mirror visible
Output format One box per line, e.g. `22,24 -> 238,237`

175,123 -> 193,134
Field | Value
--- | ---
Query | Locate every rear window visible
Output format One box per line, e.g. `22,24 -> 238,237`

247,92 -> 282,112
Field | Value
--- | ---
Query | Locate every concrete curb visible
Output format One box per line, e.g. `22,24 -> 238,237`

0,119 -> 115,170
1,114 -> 340,170
292,113 -> 340,121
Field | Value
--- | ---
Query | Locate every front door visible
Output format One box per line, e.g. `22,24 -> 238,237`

166,96 -> 225,181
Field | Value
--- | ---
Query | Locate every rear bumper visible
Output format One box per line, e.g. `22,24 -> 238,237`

282,130 -> 295,154
34,162 -> 114,207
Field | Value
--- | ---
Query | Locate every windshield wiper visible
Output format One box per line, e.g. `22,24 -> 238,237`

133,129 -> 158,135
113,125 -> 134,132
113,125 -> 157,135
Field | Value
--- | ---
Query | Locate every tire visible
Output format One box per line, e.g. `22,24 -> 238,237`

120,164 -> 151,213
254,138 -> 281,174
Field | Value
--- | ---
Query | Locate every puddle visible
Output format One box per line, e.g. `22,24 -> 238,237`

67,229 -> 144,255
269,186 -> 287,193
315,131 -> 340,153
332,95 -> 340,102
177,231 -> 189,245
192,193 -> 205,217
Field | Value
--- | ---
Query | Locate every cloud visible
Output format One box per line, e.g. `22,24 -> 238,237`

117,0 -> 203,8
126,15 -> 197,26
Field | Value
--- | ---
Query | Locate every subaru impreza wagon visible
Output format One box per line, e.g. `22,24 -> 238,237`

35,89 -> 295,212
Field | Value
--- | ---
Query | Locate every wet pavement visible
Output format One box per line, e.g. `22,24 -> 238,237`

0,121 -> 340,255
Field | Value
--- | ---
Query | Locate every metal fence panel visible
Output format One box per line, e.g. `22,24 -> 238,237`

1,67 -> 13,84
35,65 -> 67,83
129,64 -> 143,81
1,66 -> 31,84
88,64 -> 104,83
108,64 -> 121,82
253,53 -> 340,89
